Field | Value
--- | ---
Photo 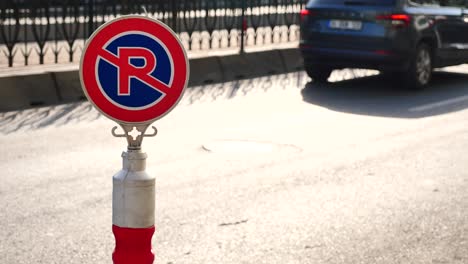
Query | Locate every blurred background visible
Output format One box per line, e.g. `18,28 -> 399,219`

0,0 -> 305,67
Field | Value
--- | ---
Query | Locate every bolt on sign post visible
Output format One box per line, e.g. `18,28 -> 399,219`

79,15 -> 189,264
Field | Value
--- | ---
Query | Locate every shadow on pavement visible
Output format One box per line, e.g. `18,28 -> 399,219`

0,102 -> 102,134
5,69 -> 466,134
301,71 -> 468,118
181,71 -> 309,105
0,72 -> 309,134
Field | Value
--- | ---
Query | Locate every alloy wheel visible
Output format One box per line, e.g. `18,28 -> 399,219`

416,48 -> 431,85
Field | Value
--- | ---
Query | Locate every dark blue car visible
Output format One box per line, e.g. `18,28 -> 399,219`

300,0 -> 468,88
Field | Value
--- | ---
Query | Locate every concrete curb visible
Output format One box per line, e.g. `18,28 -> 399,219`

52,70 -> 87,103
189,56 -> 224,86
0,48 -> 303,112
280,48 -> 304,73
0,73 -> 59,110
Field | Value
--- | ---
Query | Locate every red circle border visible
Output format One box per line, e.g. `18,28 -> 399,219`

80,16 -> 189,124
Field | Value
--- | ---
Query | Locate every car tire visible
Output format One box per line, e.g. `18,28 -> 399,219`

305,65 -> 332,83
405,43 -> 432,90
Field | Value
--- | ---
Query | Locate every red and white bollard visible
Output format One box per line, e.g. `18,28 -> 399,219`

78,15 -> 189,264
111,125 -> 158,264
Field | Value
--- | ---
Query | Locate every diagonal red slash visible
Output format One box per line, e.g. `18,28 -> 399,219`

97,48 -> 171,95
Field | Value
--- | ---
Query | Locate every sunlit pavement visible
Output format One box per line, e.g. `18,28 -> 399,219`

1,66 -> 468,264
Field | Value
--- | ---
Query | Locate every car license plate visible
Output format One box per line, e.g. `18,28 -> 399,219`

329,19 -> 362,30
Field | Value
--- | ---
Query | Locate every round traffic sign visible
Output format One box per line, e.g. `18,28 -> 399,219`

80,15 -> 189,124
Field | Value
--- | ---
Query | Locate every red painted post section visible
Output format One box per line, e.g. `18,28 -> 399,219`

112,225 -> 155,264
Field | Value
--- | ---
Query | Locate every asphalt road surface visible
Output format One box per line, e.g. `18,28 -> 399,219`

1,67 -> 467,264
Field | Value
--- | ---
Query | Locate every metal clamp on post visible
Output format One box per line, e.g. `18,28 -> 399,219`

112,124 -> 158,150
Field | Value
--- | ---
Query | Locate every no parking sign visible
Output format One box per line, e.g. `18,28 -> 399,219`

79,15 -> 190,264
80,15 -> 189,124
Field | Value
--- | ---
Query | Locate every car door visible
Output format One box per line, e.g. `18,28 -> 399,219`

460,1 -> 468,61
434,0 -> 468,64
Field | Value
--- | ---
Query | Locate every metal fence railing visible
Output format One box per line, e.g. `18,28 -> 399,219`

0,0 -> 307,68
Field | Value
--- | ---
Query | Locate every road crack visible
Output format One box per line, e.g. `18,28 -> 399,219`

219,219 -> 249,227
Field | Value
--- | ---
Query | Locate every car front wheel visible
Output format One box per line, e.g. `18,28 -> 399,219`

406,44 -> 432,89
305,65 -> 333,83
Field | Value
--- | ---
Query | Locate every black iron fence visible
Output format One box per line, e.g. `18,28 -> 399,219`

0,0 -> 306,67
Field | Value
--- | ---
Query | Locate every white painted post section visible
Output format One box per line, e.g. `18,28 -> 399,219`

113,150 -> 155,228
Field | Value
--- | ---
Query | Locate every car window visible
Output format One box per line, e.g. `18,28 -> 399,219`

439,0 -> 468,7
408,0 -> 441,7
408,0 -> 468,7
309,0 -> 397,5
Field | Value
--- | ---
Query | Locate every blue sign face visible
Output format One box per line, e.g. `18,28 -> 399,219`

97,32 -> 174,110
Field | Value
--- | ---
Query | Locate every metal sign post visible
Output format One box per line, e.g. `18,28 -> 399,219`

111,124 -> 158,264
79,15 -> 189,264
